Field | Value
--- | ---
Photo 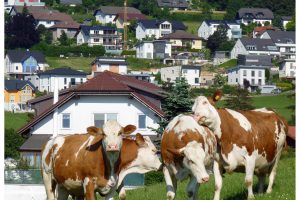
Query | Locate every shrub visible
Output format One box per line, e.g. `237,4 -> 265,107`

5,128 -> 25,159
144,171 -> 164,185
121,50 -> 136,56
276,82 -> 293,91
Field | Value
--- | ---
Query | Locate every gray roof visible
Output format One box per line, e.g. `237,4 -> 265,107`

181,65 -> 201,70
281,16 -> 292,21
94,6 -> 141,16
19,134 -> 52,151
38,67 -> 88,76
238,8 -> 274,20
156,0 -> 188,8
138,19 -> 186,30
265,30 -> 295,44
227,65 -> 268,72
5,80 -> 36,91
7,50 -> 46,63
237,54 -> 272,66
60,0 -> 82,5
240,38 -> 278,52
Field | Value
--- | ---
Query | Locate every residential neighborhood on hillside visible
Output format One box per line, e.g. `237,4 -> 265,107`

4,0 -> 296,199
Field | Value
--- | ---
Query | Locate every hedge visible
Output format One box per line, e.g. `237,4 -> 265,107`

144,171 -> 164,185
121,50 -> 136,56
276,82 -> 293,91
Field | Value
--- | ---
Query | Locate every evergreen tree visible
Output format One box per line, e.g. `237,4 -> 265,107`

5,128 -> 25,159
58,30 -> 68,46
206,24 -> 228,54
224,86 -> 254,110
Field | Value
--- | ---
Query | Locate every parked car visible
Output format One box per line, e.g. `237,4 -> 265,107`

271,88 -> 282,94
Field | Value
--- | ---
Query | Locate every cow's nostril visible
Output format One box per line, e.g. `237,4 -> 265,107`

202,177 -> 209,183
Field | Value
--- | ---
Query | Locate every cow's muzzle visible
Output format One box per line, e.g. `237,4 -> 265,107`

106,144 -> 120,152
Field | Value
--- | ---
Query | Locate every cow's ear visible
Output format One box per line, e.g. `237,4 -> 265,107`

122,125 -> 136,135
135,133 -> 145,146
212,90 -> 222,102
87,126 -> 104,136
167,148 -> 185,157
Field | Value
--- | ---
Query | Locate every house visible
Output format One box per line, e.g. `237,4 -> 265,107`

49,21 -> 80,40
230,38 -> 280,59
90,57 -> 128,76
160,65 -> 201,87
252,26 -> 277,38
156,0 -> 188,11
227,65 -> 267,92
60,0 -> 82,7
237,8 -> 274,26
38,67 -> 88,93
31,11 -> 75,28
4,80 -> 36,112
76,25 -> 122,50
136,19 -> 186,40
113,13 -> 147,29
279,60 -> 296,78
161,30 -> 202,49
281,16 -> 292,30
136,40 -> 172,59
5,50 -> 49,79
126,72 -> 155,83
213,51 -> 230,65
199,70 -> 215,88
237,54 -> 273,68
17,71 -> 165,168
94,6 -> 141,24
9,5 -> 55,16
5,0 -> 45,7
198,20 -> 242,40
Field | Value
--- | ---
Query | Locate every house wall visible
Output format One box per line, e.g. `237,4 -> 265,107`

95,11 -> 116,24
136,42 -> 154,59
280,60 -> 296,78
52,28 -> 78,40
136,24 -> 147,40
181,67 -> 201,86
4,86 -> 35,111
282,20 -> 290,30
95,64 -> 127,74
241,18 -> 272,26
198,22 -> 210,40
39,75 -> 87,92
192,39 -> 202,49
24,74 -> 40,89
37,20 -> 56,28
76,31 -> 89,45
31,95 -> 160,136
160,66 -> 181,82
228,68 -> 265,86
231,39 -> 248,59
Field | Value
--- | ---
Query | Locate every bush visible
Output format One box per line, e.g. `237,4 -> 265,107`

144,171 -> 164,185
5,128 -> 25,159
276,82 -> 293,91
222,84 -> 236,94
121,50 -> 136,56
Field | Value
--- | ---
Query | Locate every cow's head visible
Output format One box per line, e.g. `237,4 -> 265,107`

169,141 -> 209,183
192,90 -> 222,129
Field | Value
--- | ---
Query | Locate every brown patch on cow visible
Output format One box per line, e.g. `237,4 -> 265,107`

116,138 -> 139,174
86,126 -> 103,136
217,109 -> 287,162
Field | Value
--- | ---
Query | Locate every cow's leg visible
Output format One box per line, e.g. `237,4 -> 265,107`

245,157 -> 255,199
257,174 -> 266,193
267,152 -> 281,193
117,182 -> 126,200
84,177 -> 96,200
42,170 -> 56,200
56,185 -> 69,200
186,176 -> 199,200
105,186 -> 117,200
213,160 -> 223,200
163,166 -> 176,200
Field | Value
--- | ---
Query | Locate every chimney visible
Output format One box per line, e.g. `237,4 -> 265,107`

52,76 -> 59,136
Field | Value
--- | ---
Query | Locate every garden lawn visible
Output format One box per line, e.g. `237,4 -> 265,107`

218,59 -> 237,69
183,21 -> 200,34
46,57 -> 94,73
5,112 -> 30,131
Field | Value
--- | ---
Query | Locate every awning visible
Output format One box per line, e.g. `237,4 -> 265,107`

19,134 -> 52,152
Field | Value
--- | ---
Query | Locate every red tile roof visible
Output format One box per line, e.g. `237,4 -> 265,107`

253,26 -> 275,32
18,71 -> 165,136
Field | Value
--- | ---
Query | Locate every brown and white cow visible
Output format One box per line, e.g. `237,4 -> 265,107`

161,114 -> 217,200
192,91 -> 288,199
41,128 -> 162,200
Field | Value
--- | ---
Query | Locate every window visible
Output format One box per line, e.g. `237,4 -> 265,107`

62,114 -> 70,129
10,95 -> 15,103
138,114 -> 146,129
251,79 -> 255,85
94,113 -> 117,127
258,71 -> 262,77
251,71 -> 255,77
71,78 -> 75,85
95,30 -> 99,35
258,79 -> 262,85
28,78 -> 31,81
16,66 -> 18,70
46,21 -> 51,24
236,78 -> 238,83
183,69 -> 187,74
80,78 -> 83,83
64,78 -> 67,85
195,78 -> 199,84
94,38 -> 100,42
243,70 -> 247,76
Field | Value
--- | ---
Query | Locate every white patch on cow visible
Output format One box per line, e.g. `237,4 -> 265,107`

41,139 -> 54,173
225,109 -> 252,132
253,108 -> 274,113
63,178 -> 83,191
222,144 -> 249,172
52,136 -> 66,159
103,120 -> 122,136
65,160 -> 69,166
75,136 -> 94,158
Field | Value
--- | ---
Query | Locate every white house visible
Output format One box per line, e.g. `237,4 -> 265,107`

91,57 -> 128,75
136,40 -> 172,59
281,16 -> 292,30
279,60 -> 296,78
18,71 -> 164,168
5,0 -> 45,6
160,65 -> 201,87
135,19 -> 186,40
5,50 -> 49,79
38,67 -> 88,92
230,38 -> 280,59
227,65 -> 267,92
94,6 -> 141,24
237,8 -> 274,26
198,20 -> 242,40
76,25 -> 122,50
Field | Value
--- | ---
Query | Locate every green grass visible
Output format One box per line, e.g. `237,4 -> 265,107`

112,149 -> 295,200
46,57 -> 94,73
183,21 -> 200,35
126,57 -> 166,70
5,112 -> 31,131
218,59 -> 238,69
71,12 -> 94,23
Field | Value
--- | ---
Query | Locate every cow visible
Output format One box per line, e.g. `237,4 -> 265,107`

192,91 -> 288,199
161,114 -> 217,200
41,128 -> 162,200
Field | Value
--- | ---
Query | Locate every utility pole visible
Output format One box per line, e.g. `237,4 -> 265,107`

123,0 -> 128,50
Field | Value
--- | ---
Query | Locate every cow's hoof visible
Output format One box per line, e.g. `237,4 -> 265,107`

266,189 -> 272,194
167,191 -> 175,200
247,194 -> 255,199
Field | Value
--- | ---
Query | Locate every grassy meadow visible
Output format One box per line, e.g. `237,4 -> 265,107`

5,112 -> 30,131
45,57 -> 94,73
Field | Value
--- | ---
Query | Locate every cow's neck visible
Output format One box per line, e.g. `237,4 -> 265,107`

208,109 -> 222,139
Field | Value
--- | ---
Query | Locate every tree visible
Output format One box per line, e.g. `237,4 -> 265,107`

5,128 -> 25,159
224,86 -> 254,110
213,73 -> 227,88
286,16 -> 295,31
224,0 -> 244,20
5,11 -> 39,49
286,92 -> 295,125
58,30 -> 68,46
156,78 -> 193,134
206,24 -> 228,54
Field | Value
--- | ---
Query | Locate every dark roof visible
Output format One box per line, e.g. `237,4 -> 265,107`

18,71 -> 165,136
60,0 -> 82,5
49,21 -> 80,29
181,65 -> 201,70
156,0 -> 188,8
227,65 -> 268,71
264,30 -> 295,44
38,67 -> 88,76
19,134 -> 52,151
94,6 -> 141,16
237,54 -> 272,66
138,19 -> 186,30
5,80 -> 36,91
114,13 -> 147,22
91,57 -> 128,65
7,50 -> 46,63
239,38 -> 278,52
281,16 -> 292,21
79,25 -> 117,36
161,30 -> 200,40
238,8 -> 274,20
10,5 -> 56,14
31,11 -> 74,22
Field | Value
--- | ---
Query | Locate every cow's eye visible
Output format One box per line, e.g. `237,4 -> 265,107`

203,101 -> 207,105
